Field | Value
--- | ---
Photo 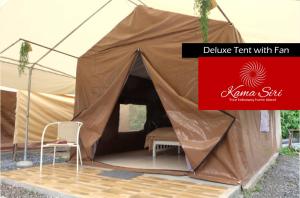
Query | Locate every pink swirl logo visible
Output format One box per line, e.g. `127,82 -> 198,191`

240,61 -> 266,87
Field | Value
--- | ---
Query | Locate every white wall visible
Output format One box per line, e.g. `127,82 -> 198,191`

275,110 -> 282,149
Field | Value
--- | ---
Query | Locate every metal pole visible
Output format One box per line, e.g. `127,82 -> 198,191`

20,38 -> 78,59
136,0 -> 147,6
127,0 -> 147,6
0,56 -> 75,78
16,0 -> 113,168
24,67 -> 33,159
128,0 -> 138,6
217,5 -> 232,25
0,39 -> 21,54
16,66 -> 34,167
27,0 -> 112,70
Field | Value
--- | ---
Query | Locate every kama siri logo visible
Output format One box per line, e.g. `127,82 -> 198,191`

221,61 -> 283,102
240,61 -> 266,87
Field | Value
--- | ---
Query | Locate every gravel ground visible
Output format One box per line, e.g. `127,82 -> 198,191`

0,149 -> 67,171
245,154 -> 300,198
1,149 -> 69,198
0,183 -> 50,198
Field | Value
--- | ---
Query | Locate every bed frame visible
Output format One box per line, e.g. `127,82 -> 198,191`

152,140 -> 181,158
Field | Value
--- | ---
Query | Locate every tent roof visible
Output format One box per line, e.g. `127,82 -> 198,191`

0,0 -> 299,92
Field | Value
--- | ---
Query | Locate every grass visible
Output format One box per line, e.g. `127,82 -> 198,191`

243,182 -> 262,198
279,147 -> 299,156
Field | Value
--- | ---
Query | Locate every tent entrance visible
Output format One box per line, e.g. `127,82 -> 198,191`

93,54 -> 188,171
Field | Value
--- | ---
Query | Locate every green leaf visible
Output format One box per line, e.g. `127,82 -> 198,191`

194,0 -> 211,43
19,41 -> 32,76
280,110 -> 300,138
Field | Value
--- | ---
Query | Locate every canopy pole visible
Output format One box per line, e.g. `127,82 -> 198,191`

216,5 -> 241,42
16,0 -> 113,168
0,56 -> 75,78
15,67 -> 34,167
216,5 -> 232,25
128,0 -> 138,6
0,38 -> 78,59
24,67 -> 33,160
20,38 -> 78,59
0,39 -> 21,54
127,0 -> 147,6
136,0 -> 147,6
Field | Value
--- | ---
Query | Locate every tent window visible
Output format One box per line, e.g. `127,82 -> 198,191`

119,104 -> 146,132
260,110 -> 270,132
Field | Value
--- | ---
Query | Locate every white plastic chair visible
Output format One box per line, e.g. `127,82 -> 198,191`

40,121 -> 83,173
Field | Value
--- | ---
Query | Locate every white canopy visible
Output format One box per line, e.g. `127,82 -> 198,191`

0,61 -> 75,94
0,0 -> 299,93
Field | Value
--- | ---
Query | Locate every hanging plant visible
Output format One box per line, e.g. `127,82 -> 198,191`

194,0 -> 214,43
19,41 -> 32,75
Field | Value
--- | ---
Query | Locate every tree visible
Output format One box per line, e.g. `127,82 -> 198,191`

281,110 -> 300,138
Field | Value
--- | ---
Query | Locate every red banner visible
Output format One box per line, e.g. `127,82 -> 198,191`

198,57 -> 300,110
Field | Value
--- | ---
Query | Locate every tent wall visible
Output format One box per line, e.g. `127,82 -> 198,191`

74,6 -> 277,185
14,91 -> 74,144
192,110 -> 277,185
1,90 -> 16,148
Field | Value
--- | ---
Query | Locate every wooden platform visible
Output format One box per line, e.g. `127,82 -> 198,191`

1,164 -> 235,198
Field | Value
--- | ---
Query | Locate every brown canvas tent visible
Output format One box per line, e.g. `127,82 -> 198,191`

0,89 -> 74,149
1,90 -> 16,149
13,91 -> 74,144
73,6 -> 277,185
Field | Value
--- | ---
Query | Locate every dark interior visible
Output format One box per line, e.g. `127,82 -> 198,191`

95,55 -> 172,156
